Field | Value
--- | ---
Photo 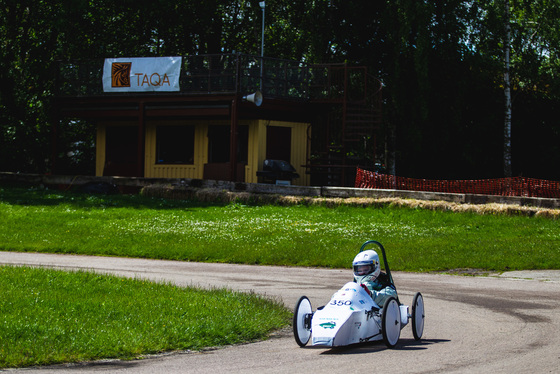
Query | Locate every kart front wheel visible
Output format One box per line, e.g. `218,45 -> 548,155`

382,297 -> 401,348
293,296 -> 313,347
412,292 -> 425,340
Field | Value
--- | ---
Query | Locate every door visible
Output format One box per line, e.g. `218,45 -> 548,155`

103,125 -> 139,177
266,126 -> 291,162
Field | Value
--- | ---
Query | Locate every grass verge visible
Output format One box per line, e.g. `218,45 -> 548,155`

0,266 -> 290,368
1,186 -> 560,272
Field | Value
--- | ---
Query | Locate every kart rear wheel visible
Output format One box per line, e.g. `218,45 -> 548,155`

382,297 -> 401,348
293,296 -> 312,347
412,292 -> 425,340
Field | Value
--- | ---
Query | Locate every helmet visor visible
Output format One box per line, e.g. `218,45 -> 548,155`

354,263 -> 374,276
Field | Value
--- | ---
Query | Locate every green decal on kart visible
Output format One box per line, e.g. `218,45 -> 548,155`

320,321 -> 336,329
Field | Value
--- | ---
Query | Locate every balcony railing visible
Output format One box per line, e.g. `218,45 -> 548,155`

55,54 -> 311,100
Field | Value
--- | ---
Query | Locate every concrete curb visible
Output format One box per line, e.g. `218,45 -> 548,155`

494,270 -> 560,282
1,171 -> 559,209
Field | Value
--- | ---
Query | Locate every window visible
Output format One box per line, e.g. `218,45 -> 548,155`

156,125 -> 195,164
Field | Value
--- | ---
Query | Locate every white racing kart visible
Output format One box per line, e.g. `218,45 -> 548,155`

293,240 -> 425,348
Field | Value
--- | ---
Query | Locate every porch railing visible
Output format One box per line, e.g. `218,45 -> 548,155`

55,54 -> 311,100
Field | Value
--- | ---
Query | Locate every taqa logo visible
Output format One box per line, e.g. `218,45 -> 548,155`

111,62 -> 172,88
111,62 -> 132,88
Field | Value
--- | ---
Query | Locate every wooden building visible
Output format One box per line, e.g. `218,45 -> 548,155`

53,54 -> 381,186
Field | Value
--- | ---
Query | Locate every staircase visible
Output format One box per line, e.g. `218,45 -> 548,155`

306,65 -> 382,186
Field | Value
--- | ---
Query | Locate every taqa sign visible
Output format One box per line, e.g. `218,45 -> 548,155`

102,57 -> 182,92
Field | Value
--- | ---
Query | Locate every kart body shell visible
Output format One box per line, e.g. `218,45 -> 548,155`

293,240 -> 424,348
310,282 -> 409,346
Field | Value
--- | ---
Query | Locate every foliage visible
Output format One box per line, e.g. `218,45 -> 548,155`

0,1 -> 559,178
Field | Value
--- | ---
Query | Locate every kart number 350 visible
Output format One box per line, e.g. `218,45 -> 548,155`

330,299 -> 352,306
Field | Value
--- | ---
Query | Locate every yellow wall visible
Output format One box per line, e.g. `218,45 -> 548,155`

246,120 -> 310,186
96,118 -> 310,185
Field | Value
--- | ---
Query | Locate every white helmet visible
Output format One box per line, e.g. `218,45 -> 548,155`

353,250 -> 380,283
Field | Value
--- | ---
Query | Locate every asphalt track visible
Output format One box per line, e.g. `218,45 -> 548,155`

2,252 -> 560,374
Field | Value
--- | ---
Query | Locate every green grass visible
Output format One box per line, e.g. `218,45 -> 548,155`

0,266 -> 290,368
1,186 -> 560,272
1,185 -> 559,368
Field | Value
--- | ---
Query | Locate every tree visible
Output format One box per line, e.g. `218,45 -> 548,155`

504,0 -> 513,178
1,0 -> 559,180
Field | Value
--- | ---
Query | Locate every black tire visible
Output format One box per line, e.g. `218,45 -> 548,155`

381,296 -> 401,348
293,296 -> 312,347
412,292 -> 425,340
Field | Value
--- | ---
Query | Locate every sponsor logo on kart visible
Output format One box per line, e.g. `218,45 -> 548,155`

320,321 -> 336,329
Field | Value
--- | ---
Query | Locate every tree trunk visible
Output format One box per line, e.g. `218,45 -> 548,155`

503,0 -> 513,178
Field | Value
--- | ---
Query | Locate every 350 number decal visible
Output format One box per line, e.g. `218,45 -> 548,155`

330,299 -> 352,306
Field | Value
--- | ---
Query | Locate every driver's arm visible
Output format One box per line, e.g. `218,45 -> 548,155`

373,285 -> 397,306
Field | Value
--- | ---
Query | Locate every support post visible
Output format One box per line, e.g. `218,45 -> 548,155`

229,96 -> 239,182
50,101 -> 59,174
137,101 -> 146,177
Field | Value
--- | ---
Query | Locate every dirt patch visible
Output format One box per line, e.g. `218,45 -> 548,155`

435,268 -> 497,277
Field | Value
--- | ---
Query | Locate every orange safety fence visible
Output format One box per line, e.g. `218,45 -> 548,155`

355,168 -> 560,199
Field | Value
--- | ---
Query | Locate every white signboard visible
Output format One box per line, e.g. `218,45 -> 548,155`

102,57 -> 182,92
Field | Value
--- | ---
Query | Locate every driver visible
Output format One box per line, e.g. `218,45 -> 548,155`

353,250 -> 397,307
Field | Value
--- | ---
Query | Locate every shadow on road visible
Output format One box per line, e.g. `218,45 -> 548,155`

319,338 -> 450,355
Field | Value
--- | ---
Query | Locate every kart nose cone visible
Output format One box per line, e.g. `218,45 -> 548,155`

312,337 -> 333,346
